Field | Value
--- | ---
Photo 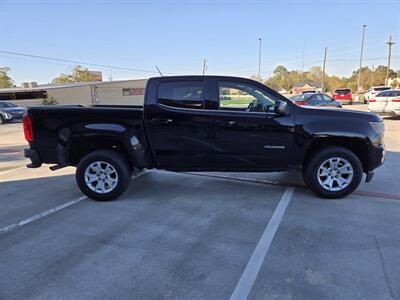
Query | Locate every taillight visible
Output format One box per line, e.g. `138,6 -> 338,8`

391,99 -> 400,102
295,101 -> 307,106
23,115 -> 34,142
369,99 -> 376,102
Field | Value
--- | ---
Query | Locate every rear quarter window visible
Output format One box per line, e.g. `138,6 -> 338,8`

158,81 -> 204,109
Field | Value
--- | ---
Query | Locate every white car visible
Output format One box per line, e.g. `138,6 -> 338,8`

368,89 -> 400,116
365,86 -> 391,103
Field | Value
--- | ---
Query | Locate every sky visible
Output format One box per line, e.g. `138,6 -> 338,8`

0,0 -> 400,85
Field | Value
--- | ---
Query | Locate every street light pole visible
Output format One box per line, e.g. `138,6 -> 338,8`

258,38 -> 262,78
386,35 -> 395,85
357,25 -> 367,92
321,47 -> 327,92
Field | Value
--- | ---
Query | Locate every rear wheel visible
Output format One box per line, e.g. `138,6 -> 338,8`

0,115 -> 4,124
76,150 -> 130,201
303,146 -> 363,199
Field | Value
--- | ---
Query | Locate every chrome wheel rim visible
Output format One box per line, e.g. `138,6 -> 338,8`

84,161 -> 118,194
317,157 -> 353,192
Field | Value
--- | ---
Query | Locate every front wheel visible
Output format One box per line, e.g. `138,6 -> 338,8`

76,150 -> 131,201
303,146 -> 363,199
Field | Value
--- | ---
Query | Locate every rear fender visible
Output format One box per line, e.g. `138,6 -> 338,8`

57,122 -> 152,169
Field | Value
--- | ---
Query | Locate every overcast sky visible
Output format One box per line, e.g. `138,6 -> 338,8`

1,0 -> 399,84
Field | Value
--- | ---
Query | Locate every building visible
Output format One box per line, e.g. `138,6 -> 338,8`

292,82 -> 320,94
0,79 -> 148,107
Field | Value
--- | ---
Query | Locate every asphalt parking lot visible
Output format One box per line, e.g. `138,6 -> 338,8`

1,108 -> 400,300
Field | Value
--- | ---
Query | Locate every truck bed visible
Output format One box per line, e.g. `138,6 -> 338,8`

27,105 -> 146,166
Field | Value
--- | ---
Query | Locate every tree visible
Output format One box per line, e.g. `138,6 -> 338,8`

0,67 -> 14,88
42,94 -> 59,105
306,66 -> 323,83
273,65 -> 289,77
52,65 -> 98,84
373,65 -> 396,86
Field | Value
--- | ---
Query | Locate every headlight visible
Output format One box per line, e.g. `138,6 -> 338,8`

369,121 -> 384,136
3,112 -> 12,119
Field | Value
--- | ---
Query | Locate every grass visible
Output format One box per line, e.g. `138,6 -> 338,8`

220,96 -> 254,107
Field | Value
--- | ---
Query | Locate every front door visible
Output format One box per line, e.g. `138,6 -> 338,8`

208,79 -> 295,171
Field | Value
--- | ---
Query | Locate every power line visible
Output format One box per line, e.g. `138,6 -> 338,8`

0,50 -> 160,74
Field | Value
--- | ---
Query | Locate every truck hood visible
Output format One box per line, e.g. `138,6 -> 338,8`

300,106 -> 382,122
1,107 -> 27,113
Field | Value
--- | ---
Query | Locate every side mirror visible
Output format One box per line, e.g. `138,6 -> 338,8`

274,100 -> 289,115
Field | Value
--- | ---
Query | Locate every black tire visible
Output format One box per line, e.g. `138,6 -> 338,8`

0,115 -> 4,124
303,146 -> 363,199
76,150 -> 130,201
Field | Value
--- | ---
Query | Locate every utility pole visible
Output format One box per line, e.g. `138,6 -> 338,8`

301,40 -> 305,81
321,47 -> 327,92
258,38 -> 262,78
202,59 -> 207,75
370,64 -> 374,87
357,25 -> 367,92
386,35 -> 395,85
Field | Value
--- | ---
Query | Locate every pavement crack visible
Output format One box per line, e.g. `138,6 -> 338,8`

374,235 -> 395,299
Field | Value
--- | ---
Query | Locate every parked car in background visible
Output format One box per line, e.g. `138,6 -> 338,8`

332,88 -> 353,104
0,101 -> 27,124
289,93 -> 342,108
301,90 -> 317,94
365,86 -> 391,103
368,89 -> 400,116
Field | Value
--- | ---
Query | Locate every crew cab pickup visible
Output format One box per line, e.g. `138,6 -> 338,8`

24,76 -> 385,200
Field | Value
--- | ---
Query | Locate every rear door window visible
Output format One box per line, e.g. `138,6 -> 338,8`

321,94 -> 332,101
158,81 -> 204,109
387,91 -> 400,97
376,91 -> 389,97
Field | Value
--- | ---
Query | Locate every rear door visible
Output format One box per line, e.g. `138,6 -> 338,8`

313,94 -> 326,106
387,90 -> 400,112
144,78 -> 213,170
374,91 -> 389,112
320,94 -> 337,107
207,78 -> 295,170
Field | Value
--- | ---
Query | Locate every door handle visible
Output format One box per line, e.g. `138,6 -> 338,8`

150,118 -> 173,125
159,118 -> 173,124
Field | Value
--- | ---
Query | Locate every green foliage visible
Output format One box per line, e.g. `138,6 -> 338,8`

52,65 -> 98,84
42,95 -> 59,105
0,67 -> 14,88
256,65 -> 399,93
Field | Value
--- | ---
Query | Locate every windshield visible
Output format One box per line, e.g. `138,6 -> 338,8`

335,89 -> 351,94
0,102 -> 17,108
375,87 -> 390,92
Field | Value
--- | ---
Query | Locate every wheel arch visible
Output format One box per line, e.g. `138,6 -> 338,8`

66,134 -> 150,169
303,136 -> 370,173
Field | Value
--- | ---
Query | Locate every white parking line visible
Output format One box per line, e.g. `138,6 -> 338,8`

0,166 -> 26,176
229,187 -> 295,300
0,170 -> 150,235
0,195 -> 87,234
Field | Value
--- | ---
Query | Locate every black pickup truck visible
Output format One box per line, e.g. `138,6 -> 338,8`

24,76 -> 385,200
